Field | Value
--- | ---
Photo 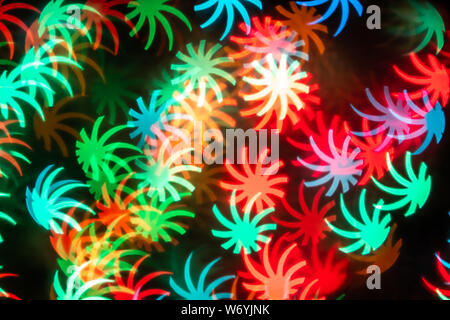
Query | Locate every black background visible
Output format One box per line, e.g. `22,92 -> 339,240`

0,0 -> 448,300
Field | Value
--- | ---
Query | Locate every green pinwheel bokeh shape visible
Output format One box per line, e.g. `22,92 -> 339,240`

409,0 -> 445,53
393,0 -> 445,54
326,189 -> 391,255
90,64 -> 140,125
53,262 -> 112,300
372,152 -> 431,217
0,65 -> 51,127
130,192 -> 195,243
133,139 -> 201,202
19,40 -> 81,106
25,164 -> 95,234
127,0 -> 192,51
169,252 -> 235,300
76,116 -> 142,183
171,40 -> 235,107
38,0 -> 100,56
211,190 -> 276,254
85,155 -> 142,201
